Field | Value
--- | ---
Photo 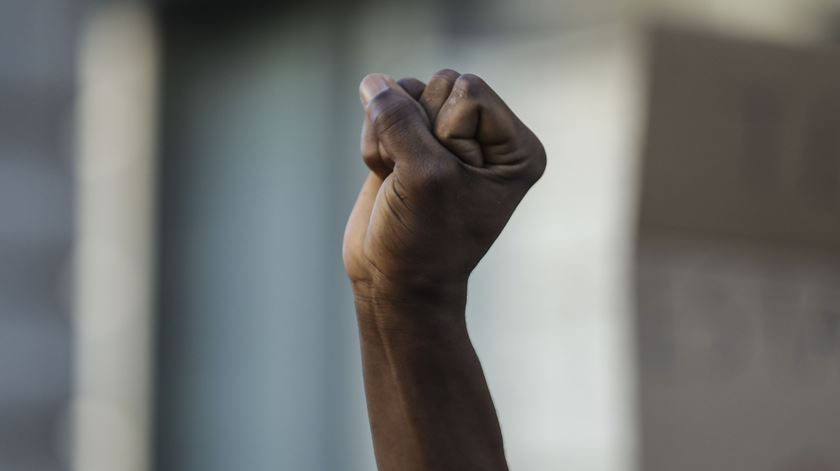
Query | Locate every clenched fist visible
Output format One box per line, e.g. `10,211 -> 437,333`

343,69 -> 546,300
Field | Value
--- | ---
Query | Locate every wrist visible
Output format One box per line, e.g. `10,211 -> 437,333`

352,275 -> 469,335
352,275 -> 467,310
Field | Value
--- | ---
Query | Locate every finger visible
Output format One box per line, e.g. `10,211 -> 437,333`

359,75 -> 420,177
360,73 -> 418,107
397,77 -> 425,100
435,73 -> 540,171
361,74 -> 451,175
418,69 -> 460,122
361,115 -> 391,179
343,172 -> 382,263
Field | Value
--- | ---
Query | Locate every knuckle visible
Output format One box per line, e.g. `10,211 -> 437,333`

397,77 -> 424,97
362,148 -> 380,169
434,121 -> 455,141
361,128 -> 382,169
525,139 -> 547,182
432,68 -> 460,82
455,73 -> 488,97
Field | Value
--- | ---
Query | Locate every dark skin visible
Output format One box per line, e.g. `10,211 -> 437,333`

343,69 -> 546,470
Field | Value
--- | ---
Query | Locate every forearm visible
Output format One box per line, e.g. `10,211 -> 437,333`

345,69 -> 543,470
353,281 -> 508,471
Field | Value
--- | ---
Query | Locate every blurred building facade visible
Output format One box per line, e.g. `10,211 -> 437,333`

152,1 -> 840,471
0,0 -> 82,469
4,1 -> 840,471
636,29 -> 840,470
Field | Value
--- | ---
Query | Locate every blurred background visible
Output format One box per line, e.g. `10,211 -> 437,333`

2,0 -> 840,470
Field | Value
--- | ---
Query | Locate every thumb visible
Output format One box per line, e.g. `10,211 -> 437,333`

360,74 -> 446,172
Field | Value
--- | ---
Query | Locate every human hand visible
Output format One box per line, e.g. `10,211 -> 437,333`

343,70 -> 546,301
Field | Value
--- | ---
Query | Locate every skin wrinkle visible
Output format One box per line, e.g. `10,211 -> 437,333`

371,97 -> 423,139
381,183 -> 415,236
389,173 -> 414,207
345,70 -> 544,471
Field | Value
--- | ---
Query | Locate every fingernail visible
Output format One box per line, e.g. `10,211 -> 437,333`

360,74 -> 391,106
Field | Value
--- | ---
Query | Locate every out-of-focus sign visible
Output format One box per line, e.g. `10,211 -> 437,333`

636,28 -> 840,471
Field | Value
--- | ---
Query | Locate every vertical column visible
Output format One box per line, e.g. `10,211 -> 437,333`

73,3 -> 158,471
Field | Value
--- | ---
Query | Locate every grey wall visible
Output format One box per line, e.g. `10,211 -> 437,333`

155,10 -> 375,471
0,0 -> 82,470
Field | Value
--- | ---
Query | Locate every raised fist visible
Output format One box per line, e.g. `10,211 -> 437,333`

343,69 -> 546,299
